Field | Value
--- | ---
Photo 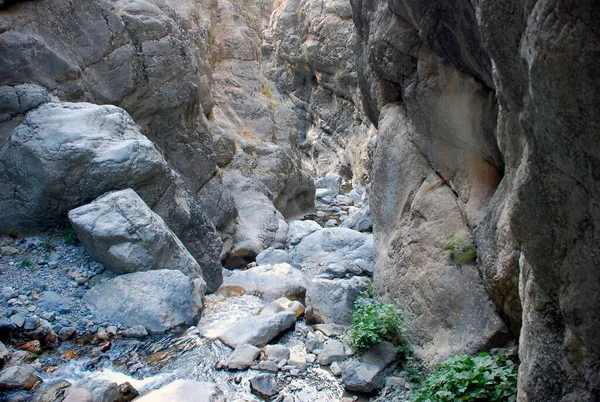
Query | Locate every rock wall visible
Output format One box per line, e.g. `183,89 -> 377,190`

353,0 -> 600,400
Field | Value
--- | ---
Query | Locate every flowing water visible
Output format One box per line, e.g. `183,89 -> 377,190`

36,294 -> 348,401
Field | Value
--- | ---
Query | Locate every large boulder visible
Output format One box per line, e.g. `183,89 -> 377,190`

134,380 -> 225,402
69,189 -> 201,278
0,102 -> 223,291
221,263 -> 309,302
305,276 -> 370,325
222,172 -> 288,267
291,228 -> 374,273
0,365 -> 41,391
218,311 -> 297,348
64,378 -> 118,402
84,270 -> 205,333
286,220 -> 322,247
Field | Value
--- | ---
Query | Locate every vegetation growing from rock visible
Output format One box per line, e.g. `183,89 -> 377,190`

411,353 -> 518,402
347,286 -> 407,351
440,232 -> 477,265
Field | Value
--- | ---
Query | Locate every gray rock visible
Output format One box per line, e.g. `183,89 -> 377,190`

291,228 -> 374,272
254,360 -> 279,372
219,311 -> 297,348
250,374 -> 279,397
324,219 -> 338,227
222,263 -> 308,302
317,340 -> 353,365
264,345 -> 290,361
0,365 -> 42,391
313,323 -> 346,337
37,291 -> 70,314
121,325 -> 148,339
226,344 -> 261,370
134,379 -> 225,402
315,174 -> 342,196
340,205 -> 372,232
58,327 -> 77,341
85,270 -> 205,333
341,359 -> 385,393
10,314 -> 25,328
23,316 -> 38,330
69,189 -> 202,279
330,362 -> 343,377
361,341 -> 398,369
0,341 -> 8,367
0,102 -> 223,292
65,378 -> 119,402
255,248 -> 292,266
2,287 -> 17,300
286,220 -> 322,247
305,276 -> 370,325
33,379 -> 72,402
305,331 -> 327,354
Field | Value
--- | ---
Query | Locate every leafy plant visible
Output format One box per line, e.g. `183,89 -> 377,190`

21,258 -> 33,268
43,237 -> 55,252
347,286 -> 407,351
412,353 -> 518,402
60,228 -> 78,246
262,85 -> 272,99
441,232 -> 477,265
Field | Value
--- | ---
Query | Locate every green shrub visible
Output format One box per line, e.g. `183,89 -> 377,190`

347,287 -> 406,351
440,232 -> 477,265
412,353 -> 518,402
60,228 -> 78,246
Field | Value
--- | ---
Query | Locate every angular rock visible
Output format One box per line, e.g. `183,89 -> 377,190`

305,276 -> 370,325
315,174 -> 342,196
340,205 -> 372,232
0,102 -> 223,292
342,359 -> 385,393
0,341 -> 9,367
291,228 -> 374,272
222,263 -> 308,302
63,388 -> 93,402
37,291 -> 70,314
65,378 -> 119,402
254,360 -> 279,372
361,341 -> 398,369
255,248 -> 293,266
121,325 -> 148,339
250,374 -> 279,397
286,220 -> 322,247
219,311 -> 297,348
264,345 -> 290,361
259,298 -> 305,318
317,340 -> 353,365
34,379 -> 72,402
0,365 -> 42,391
69,189 -> 202,278
85,270 -> 205,333
313,324 -> 346,337
58,327 -> 76,341
134,380 -> 224,402
226,344 -> 261,370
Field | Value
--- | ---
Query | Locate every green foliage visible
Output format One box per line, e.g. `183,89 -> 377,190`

377,104 -> 384,112
43,237 -> 55,252
412,353 -> 518,402
60,228 -> 78,246
21,258 -> 33,268
262,85 -> 273,99
440,231 -> 477,265
347,287 -> 406,351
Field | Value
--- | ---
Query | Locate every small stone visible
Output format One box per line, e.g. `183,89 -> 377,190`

106,326 -> 118,337
330,362 -> 343,377
95,329 -> 110,342
58,327 -> 77,341
254,360 -> 279,372
226,344 -> 261,370
289,369 -> 300,376
1,246 -> 18,256
98,341 -> 111,353
250,373 -> 279,397
264,345 -> 290,361
118,381 -> 139,401
306,354 -> 316,364
325,219 -> 338,227
2,287 -> 18,300
62,349 -> 76,360
386,376 -> 406,388
317,340 -> 353,365
27,306 -> 37,312
121,325 -> 148,339
313,323 -> 346,337
20,340 -> 42,354
10,314 -> 26,328
24,316 -> 39,330
288,355 -> 307,370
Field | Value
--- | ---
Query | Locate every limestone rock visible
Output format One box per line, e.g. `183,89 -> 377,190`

264,345 -> 290,361
305,276 -> 370,325
85,270 -> 204,333
226,344 -> 261,370
250,374 -> 279,397
0,365 -> 42,391
286,220 -> 322,247
255,248 -> 292,266
130,379 -> 224,402
219,311 -> 297,348
341,359 -> 385,393
317,340 -> 353,365
222,263 -> 308,303
63,388 -> 93,402
69,189 -> 201,278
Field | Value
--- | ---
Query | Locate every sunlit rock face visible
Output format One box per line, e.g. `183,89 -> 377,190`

352,0 -> 600,399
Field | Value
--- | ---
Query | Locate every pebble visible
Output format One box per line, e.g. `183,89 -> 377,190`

58,327 -> 77,340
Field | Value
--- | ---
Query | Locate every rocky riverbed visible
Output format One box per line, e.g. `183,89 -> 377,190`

0,177 -> 414,402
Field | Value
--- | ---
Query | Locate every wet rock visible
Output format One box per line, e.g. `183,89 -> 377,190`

135,379 -> 225,401
219,311 -> 297,348
85,270 -> 205,333
117,382 -> 139,401
0,365 -> 42,391
259,298 -> 305,318
291,228 -> 374,271
69,189 -> 202,279
341,359 -> 385,393
305,276 -> 371,325
222,263 -> 308,303
24,316 -> 38,330
0,341 -> 9,367
317,340 -> 353,365
250,373 -> 279,397
255,248 -> 292,266
264,345 -> 290,361
33,379 -> 71,402
286,220 -> 322,246
20,340 -> 42,354
121,325 -> 148,339
226,344 -> 261,370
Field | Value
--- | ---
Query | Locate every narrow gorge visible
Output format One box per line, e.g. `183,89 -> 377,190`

0,0 -> 598,401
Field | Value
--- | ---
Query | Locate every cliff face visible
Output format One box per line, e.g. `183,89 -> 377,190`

352,0 -> 600,400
